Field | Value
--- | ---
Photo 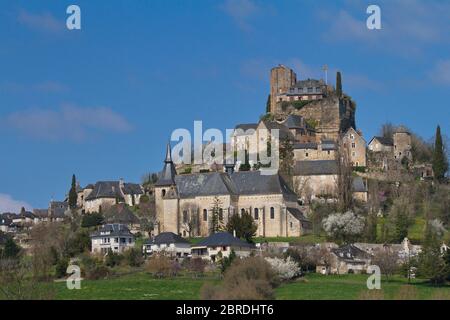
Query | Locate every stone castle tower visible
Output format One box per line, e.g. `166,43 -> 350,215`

269,64 -> 356,140
270,65 -> 297,113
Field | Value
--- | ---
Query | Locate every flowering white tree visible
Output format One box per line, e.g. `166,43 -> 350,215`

428,219 -> 447,238
322,211 -> 365,244
265,257 -> 300,281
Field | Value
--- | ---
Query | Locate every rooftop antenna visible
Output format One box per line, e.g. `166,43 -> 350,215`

322,65 -> 329,85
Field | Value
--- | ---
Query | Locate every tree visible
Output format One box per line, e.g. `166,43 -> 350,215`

336,71 -> 342,97
81,212 -> 104,228
266,94 -> 271,113
226,211 -> 257,243
2,238 -> 21,259
371,248 -> 399,281
364,213 -> 378,243
388,197 -> 414,243
322,211 -> 365,244
417,222 -> 447,285
336,141 -> 353,211
68,174 -> 78,209
210,197 -> 224,234
181,203 -> 200,237
432,125 -> 448,182
279,138 -> 294,188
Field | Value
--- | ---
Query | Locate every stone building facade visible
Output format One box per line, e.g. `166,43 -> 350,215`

154,144 -> 311,238
342,127 -> 367,167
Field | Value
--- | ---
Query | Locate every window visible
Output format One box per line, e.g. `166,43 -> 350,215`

315,87 -> 321,92
307,87 -> 313,93
352,151 -> 356,157
352,142 -> 356,148
183,210 -> 188,223
290,222 -> 293,229
219,208 -> 223,221
270,207 -> 275,219
241,208 -> 245,215
203,209 -> 208,221
254,208 -> 259,220
162,189 -> 166,197
327,150 -> 331,155
305,152 -> 309,157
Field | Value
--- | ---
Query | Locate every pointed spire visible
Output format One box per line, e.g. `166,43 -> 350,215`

165,141 -> 172,163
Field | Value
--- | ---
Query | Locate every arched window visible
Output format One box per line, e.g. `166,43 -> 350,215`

241,208 -> 245,215
203,209 -> 208,221
162,189 -> 166,197
270,207 -> 275,219
254,208 -> 259,220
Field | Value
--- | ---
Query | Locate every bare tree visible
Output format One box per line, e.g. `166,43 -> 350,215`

371,247 -> 399,281
181,202 -> 200,237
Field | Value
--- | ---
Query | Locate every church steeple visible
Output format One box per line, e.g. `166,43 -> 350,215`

155,142 -> 177,186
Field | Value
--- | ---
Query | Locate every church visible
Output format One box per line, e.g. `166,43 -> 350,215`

154,144 -> 311,238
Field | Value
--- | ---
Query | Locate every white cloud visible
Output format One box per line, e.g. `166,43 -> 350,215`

221,0 -> 260,31
2,105 -> 133,142
320,0 -> 450,55
17,9 -> 62,33
429,60 -> 450,86
0,194 -> 32,213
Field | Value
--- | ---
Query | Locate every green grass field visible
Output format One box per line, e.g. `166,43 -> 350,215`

52,272 -> 449,300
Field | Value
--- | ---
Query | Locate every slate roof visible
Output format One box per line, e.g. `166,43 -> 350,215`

194,232 -> 254,248
155,143 -> 177,187
286,207 -> 309,222
293,79 -> 325,89
332,244 -> 372,262
104,204 -> 140,225
85,181 -> 142,201
293,142 -> 318,150
175,172 -> 237,198
90,224 -> 134,238
230,171 -> 297,201
321,140 -> 337,151
144,232 -> 190,245
261,120 -> 294,140
280,115 -> 306,129
294,160 -> 338,176
352,177 -> 368,193
33,209 -> 49,218
234,123 -> 258,136
369,136 -> 393,146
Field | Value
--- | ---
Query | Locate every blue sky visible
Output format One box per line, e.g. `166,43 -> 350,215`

0,0 -> 449,211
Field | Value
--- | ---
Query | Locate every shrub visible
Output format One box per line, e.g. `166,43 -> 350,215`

201,257 -> 277,300
185,257 -> 207,277
105,250 -> 123,267
322,211 -> 365,244
79,254 -> 109,280
55,258 -> 69,279
265,257 -> 301,281
123,248 -> 144,267
146,255 -> 174,278
81,212 -> 104,228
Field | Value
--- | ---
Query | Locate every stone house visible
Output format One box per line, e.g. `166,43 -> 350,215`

352,177 -> 368,202
293,160 -> 338,201
154,144 -> 311,238
191,232 -> 254,262
316,244 -> 372,275
393,130 -> 412,161
293,140 -> 337,162
142,232 -> 191,257
342,127 -> 367,167
83,180 -> 144,213
90,223 -> 135,254
103,203 -> 141,233
368,136 -> 394,153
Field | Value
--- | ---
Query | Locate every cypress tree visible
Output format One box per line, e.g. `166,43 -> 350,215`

336,71 -> 342,97
432,125 -> 448,182
68,174 -> 78,209
266,94 -> 271,114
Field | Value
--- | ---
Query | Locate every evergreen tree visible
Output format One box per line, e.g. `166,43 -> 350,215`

210,197 -> 223,234
68,174 -> 78,209
417,222 -> 447,285
266,94 -> 271,114
432,125 -> 448,182
226,211 -> 257,243
336,71 -> 342,97
3,238 -> 21,258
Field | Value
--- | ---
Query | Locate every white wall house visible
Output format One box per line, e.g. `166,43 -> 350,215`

143,232 -> 191,257
90,224 -> 135,254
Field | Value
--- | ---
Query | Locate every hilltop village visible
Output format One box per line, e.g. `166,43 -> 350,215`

1,64 -> 448,288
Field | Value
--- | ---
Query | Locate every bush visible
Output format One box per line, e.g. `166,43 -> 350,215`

81,213 -> 104,228
201,257 -> 277,300
79,254 -> 110,280
184,257 -> 207,277
105,250 -> 123,267
146,255 -> 177,278
123,248 -> 144,267
265,257 -> 301,281
55,258 -> 69,279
